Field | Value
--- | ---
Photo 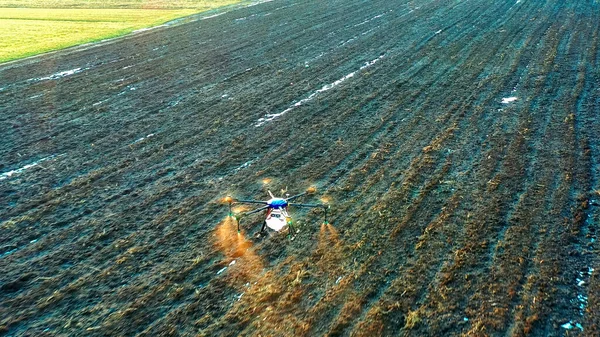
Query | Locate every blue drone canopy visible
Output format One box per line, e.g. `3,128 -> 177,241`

268,198 -> 288,209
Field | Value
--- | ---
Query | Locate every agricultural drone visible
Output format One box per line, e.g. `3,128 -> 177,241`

224,186 -> 330,238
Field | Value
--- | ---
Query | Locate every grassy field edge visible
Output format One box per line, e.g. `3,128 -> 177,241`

0,1 -> 244,64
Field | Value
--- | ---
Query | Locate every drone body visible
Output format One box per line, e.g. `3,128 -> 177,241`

224,188 -> 329,238
263,198 -> 290,232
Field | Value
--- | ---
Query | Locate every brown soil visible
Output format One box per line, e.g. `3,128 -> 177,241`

1,0 -> 599,336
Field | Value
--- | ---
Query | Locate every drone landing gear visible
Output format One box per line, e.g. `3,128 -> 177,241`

260,221 -> 267,233
254,221 -> 268,239
253,220 -> 298,240
287,219 -> 301,241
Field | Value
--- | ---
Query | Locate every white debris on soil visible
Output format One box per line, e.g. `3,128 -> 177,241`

501,96 -> 518,104
577,294 -> 588,310
359,55 -> 384,70
342,26 -> 378,45
361,27 -> 379,36
245,0 -> 275,7
304,53 -> 325,67
202,12 -> 226,20
118,85 -> 138,96
255,54 -> 385,127
236,13 -> 263,21
232,158 -> 258,173
92,98 -> 111,107
562,321 -> 584,331
354,12 -> 386,27
1,237 -> 42,258
131,133 -> 155,145
221,67 -> 253,83
0,154 -> 62,181
1,248 -> 17,257
216,260 -> 237,275
563,200 -> 597,331
340,36 -> 357,47
511,77 -> 522,93
308,11 -> 389,65
335,276 -> 343,284
30,68 -> 84,82
29,94 -> 43,100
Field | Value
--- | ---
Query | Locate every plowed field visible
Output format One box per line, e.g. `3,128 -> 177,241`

1,0 -> 600,336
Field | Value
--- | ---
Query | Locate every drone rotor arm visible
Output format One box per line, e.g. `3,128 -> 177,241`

235,199 -> 269,205
285,192 -> 307,202
241,205 -> 270,216
233,205 -> 270,232
288,202 -> 327,208
289,203 -> 330,225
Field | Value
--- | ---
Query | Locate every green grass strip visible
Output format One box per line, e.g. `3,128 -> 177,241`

0,2 -> 241,63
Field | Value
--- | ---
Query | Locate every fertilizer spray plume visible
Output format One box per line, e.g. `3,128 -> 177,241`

315,217 -> 339,245
326,224 -> 339,242
215,220 -> 264,283
233,231 -> 264,275
216,217 -> 238,251
233,232 -> 254,257
216,219 -> 259,260
316,222 -> 329,251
